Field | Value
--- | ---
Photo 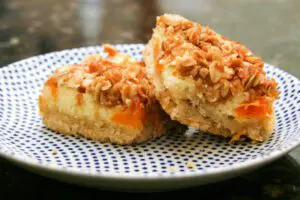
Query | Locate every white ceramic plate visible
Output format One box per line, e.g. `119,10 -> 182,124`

0,44 -> 300,191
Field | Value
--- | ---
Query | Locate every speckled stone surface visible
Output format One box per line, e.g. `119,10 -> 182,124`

1,0 -> 300,198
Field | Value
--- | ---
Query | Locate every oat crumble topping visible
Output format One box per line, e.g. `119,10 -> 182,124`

47,44 -> 155,108
153,14 -> 279,103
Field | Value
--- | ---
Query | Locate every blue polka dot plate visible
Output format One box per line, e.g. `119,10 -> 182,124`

0,44 -> 300,191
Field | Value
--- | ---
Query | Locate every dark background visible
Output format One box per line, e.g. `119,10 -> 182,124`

1,0 -> 300,199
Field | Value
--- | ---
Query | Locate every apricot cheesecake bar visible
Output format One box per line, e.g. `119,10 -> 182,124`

144,14 -> 279,141
39,44 -> 167,145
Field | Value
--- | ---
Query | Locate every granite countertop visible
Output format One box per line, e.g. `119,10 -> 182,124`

1,0 -> 300,199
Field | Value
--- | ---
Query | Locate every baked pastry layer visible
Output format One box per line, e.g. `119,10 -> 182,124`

39,45 -> 166,145
144,14 -> 279,141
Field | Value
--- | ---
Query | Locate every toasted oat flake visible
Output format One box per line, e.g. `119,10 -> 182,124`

186,160 -> 196,169
168,166 -> 177,173
51,148 -> 58,155
184,127 -> 198,138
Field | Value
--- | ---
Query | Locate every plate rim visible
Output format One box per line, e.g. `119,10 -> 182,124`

0,44 -> 300,181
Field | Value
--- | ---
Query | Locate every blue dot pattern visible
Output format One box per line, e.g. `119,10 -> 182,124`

0,44 -> 299,177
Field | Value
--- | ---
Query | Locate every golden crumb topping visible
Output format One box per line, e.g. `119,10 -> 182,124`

47,44 -> 155,108
152,14 -> 279,103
